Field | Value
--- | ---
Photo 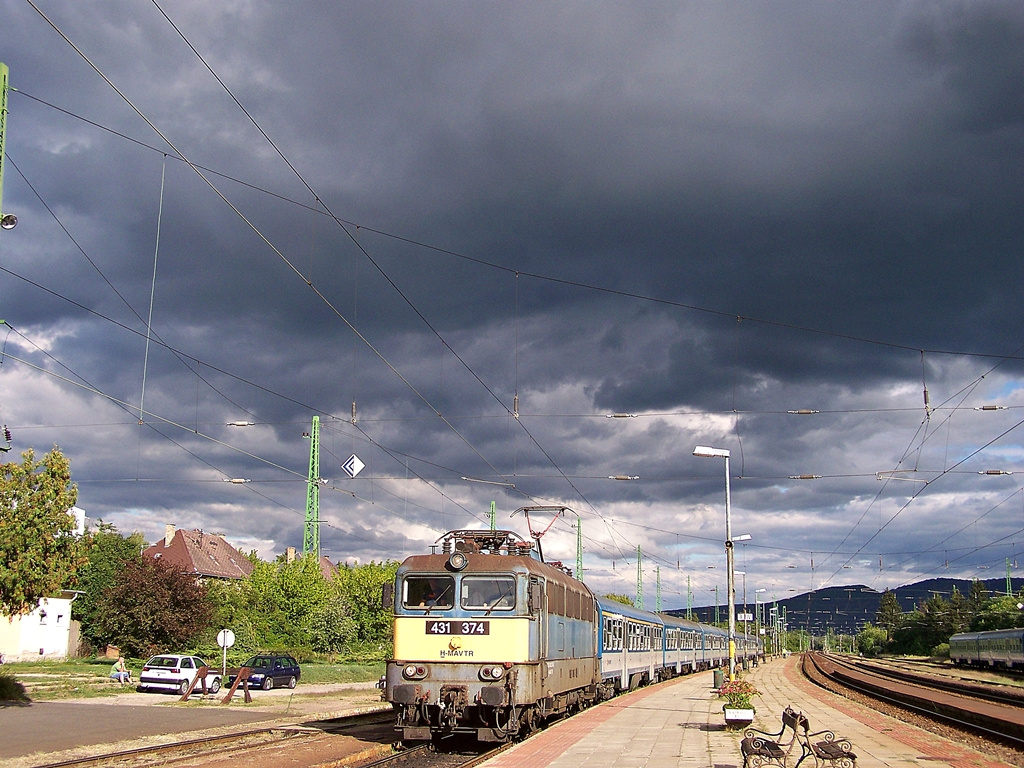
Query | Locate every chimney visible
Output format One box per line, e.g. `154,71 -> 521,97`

286,546 -> 296,563
164,524 -> 175,548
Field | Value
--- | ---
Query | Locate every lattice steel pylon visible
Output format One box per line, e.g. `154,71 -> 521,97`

1,61 -> 19,230
575,517 -> 583,581
656,566 -> 662,612
303,415 -> 320,558
635,545 -> 643,609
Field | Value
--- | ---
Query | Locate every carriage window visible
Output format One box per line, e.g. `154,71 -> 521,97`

461,576 -> 516,610
403,576 -> 455,609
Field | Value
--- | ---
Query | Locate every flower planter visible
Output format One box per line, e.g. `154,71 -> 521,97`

723,707 -> 755,727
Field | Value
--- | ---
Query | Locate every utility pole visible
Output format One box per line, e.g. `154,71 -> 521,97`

489,501 -> 496,532
303,415 -> 320,558
715,585 -> 720,625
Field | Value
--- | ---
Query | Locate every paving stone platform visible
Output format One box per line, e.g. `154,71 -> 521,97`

480,655 -> 1015,768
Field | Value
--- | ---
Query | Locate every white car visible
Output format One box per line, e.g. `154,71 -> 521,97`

137,654 -> 222,695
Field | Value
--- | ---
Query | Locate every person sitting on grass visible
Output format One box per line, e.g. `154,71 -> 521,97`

110,656 -> 131,686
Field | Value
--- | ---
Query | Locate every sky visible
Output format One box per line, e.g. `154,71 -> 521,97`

1,1 -> 1023,616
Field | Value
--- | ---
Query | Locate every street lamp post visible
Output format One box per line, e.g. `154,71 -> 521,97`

754,588 -> 767,657
693,445 -> 738,680
736,571 -> 748,651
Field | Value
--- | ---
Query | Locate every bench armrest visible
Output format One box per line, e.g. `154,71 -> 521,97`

806,729 -> 836,742
744,725 -> 785,740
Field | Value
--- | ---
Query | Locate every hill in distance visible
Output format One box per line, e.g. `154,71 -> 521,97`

664,577 -> 1024,636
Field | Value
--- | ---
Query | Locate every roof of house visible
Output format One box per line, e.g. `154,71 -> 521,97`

319,555 -> 336,581
143,529 -> 254,579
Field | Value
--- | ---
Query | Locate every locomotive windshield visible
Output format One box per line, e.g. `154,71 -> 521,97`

403,576 -> 455,610
461,575 -> 516,611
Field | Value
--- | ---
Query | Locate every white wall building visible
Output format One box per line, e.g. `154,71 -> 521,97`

0,592 -> 82,662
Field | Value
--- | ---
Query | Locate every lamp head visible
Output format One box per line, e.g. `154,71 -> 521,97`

0,213 -> 17,230
693,445 -> 730,458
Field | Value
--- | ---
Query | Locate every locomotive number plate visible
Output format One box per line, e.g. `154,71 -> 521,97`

425,620 -> 490,635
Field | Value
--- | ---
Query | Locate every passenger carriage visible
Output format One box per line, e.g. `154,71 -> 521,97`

662,614 -> 706,675
596,597 -> 664,694
950,628 -> 1024,669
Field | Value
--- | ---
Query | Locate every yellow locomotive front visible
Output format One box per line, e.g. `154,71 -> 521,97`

384,529 -> 592,744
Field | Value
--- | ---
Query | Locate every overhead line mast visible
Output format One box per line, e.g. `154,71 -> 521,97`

303,415 -> 320,558
1,62 -> 18,229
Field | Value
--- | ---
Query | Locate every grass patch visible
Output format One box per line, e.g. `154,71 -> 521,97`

0,658 -> 382,701
7,657 -> 117,675
3,657 -> 124,700
299,661 -> 383,685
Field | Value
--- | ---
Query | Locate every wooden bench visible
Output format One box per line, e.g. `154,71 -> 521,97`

793,713 -> 857,768
740,706 -> 803,768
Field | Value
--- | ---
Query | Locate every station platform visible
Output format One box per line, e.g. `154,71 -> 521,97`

480,655 -> 1013,768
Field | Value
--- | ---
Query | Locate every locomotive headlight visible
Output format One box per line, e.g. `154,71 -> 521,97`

479,665 -> 504,681
403,664 -> 427,680
448,551 -> 468,571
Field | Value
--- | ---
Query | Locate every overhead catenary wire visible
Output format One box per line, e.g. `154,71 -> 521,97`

21,2 -> 638,574
9,81 -> 1024,557
10,88 -> 1024,368
14,1 -> 1024,593
138,154 -> 166,425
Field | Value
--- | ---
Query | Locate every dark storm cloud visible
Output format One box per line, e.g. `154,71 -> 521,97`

1,0 -> 1023,605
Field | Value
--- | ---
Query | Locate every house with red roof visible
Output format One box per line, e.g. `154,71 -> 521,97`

143,524 -> 254,580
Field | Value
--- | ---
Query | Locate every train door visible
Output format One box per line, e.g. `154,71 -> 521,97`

530,576 -> 546,680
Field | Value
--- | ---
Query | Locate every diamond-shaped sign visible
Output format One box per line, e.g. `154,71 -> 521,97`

342,454 -> 365,478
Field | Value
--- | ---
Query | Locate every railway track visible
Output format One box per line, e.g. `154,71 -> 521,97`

802,651 -> 1024,750
359,742 -> 510,768
28,659 -> 698,768
29,706 -> 516,768
31,709 -> 396,768
847,656 -> 1024,707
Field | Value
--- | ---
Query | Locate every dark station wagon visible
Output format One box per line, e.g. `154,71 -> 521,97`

227,652 -> 301,690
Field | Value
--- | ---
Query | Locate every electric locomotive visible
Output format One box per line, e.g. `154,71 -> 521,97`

383,529 -> 598,743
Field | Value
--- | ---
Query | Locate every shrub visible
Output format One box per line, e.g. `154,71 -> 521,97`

717,678 -> 759,711
0,669 -> 30,703
931,642 -> 950,658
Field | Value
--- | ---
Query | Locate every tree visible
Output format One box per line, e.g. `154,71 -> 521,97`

967,580 -> 989,615
308,595 -> 358,654
332,560 -> 399,649
946,586 -> 972,635
855,623 -> 888,657
971,595 -> 1024,631
203,555 -> 398,659
73,522 -> 146,652
875,589 -> 902,641
92,556 -> 212,657
915,593 -> 953,652
0,448 -> 85,615
603,593 -> 634,606
890,610 -> 931,655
